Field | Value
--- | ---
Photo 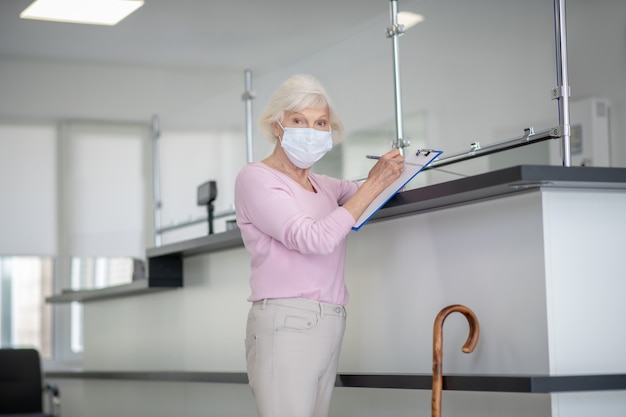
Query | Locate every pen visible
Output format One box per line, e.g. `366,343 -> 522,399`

365,154 -> 422,167
365,154 -> 467,177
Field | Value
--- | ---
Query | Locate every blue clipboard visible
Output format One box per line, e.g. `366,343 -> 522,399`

352,148 -> 442,231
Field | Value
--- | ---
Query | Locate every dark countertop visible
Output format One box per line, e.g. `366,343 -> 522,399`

372,164 -> 626,223
148,164 -> 626,258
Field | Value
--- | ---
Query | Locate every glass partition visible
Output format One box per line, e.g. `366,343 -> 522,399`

315,0 -> 574,184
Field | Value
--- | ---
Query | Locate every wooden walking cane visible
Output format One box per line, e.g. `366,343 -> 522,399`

432,305 -> 480,417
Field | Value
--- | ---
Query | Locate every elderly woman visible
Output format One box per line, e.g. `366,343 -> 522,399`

234,74 -> 404,417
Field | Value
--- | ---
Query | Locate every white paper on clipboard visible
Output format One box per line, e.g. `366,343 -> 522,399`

352,149 -> 442,231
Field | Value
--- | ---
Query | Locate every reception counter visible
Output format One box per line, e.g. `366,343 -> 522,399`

47,165 -> 626,417
340,164 -> 626,416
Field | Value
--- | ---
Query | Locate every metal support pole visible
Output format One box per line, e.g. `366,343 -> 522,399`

387,0 -> 409,155
151,114 -> 162,247
242,69 -> 256,163
553,0 -> 572,167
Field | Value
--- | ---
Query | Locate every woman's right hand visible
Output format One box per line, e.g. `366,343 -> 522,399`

342,149 -> 404,221
366,148 -> 404,189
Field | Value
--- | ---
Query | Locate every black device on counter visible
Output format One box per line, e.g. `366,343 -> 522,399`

197,180 -> 217,234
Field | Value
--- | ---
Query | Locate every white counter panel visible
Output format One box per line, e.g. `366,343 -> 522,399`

542,189 -> 626,375
343,190 -> 550,374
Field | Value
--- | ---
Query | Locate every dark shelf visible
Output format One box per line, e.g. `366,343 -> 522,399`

45,279 -> 180,303
336,373 -> 626,393
146,227 -> 243,259
44,371 -> 626,394
46,255 -> 183,303
45,229 -> 240,303
371,164 -> 626,224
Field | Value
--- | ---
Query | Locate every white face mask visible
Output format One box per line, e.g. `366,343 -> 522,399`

279,122 -> 333,169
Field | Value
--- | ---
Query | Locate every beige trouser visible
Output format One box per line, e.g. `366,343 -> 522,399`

246,298 -> 347,417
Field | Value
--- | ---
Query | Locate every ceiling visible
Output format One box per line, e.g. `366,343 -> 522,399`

0,0 -> 401,91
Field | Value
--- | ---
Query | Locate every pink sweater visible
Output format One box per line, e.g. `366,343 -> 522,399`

234,163 -> 360,305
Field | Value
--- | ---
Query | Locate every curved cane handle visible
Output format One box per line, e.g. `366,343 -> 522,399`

432,304 -> 480,417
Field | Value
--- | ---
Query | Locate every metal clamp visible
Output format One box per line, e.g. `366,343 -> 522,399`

551,85 -> 571,100
392,137 -> 411,150
386,23 -> 406,38
241,90 -> 256,101
522,127 -> 535,142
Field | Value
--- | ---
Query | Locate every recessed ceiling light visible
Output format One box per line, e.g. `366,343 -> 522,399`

397,11 -> 424,30
20,0 -> 144,26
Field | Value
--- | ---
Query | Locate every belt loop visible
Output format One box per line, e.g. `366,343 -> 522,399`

319,302 -> 325,319
261,299 -> 267,310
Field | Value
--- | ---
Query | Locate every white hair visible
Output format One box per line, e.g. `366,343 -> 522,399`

258,74 -> 345,144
